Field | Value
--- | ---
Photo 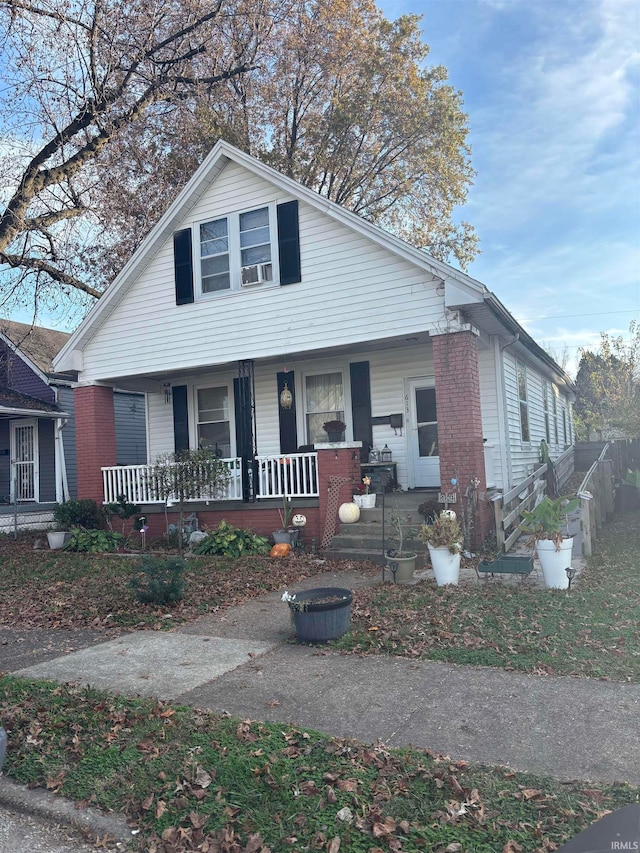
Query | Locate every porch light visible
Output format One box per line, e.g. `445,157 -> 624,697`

280,382 -> 293,410
163,382 -> 171,404
381,444 -> 392,462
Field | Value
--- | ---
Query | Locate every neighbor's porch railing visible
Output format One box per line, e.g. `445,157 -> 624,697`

577,443 -> 615,557
101,452 -> 319,504
102,457 -> 244,504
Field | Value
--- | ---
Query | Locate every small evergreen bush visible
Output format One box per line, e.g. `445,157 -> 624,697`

192,521 -> 270,557
129,556 -> 186,605
53,499 -> 104,530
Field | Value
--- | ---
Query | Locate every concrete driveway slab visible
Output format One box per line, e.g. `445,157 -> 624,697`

15,633 -> 276,700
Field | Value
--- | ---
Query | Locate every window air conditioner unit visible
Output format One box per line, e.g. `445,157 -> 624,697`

241,263 -> 271,286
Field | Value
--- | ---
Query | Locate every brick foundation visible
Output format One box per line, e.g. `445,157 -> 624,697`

74,385 -> 117,503
433,330 -> 491,546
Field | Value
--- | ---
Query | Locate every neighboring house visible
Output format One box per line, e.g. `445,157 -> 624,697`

53,141 -> 575,545
0,320 -> 146,531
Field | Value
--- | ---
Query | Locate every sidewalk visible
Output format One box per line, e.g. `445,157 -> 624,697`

8,563 -> 640,787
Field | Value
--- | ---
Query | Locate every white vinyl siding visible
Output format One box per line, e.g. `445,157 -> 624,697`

74,160 -> 459,384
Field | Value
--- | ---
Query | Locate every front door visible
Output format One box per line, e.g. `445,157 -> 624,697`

10,419 -> 39,502
406,378 -> 440,488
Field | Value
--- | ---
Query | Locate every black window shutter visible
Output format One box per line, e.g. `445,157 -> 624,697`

277,371 -> 298,453
350,362 -> 373,463
276,201 -> 301,285
172,385 -> 190,453
174,229 -> 194,305
233,377 -> 254,459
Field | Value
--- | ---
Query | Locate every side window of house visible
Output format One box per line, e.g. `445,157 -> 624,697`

517,362 -> 530,442
542,379 -> 550,443
305,372 -> 344,444
198,206 -> 273,294
552,385 -> 559,444
562,408 -> 568,446
197,387 -> 231,457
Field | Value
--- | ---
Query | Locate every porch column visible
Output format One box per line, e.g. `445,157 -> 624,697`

316,446 -> 361,547
432,330 -> 491,546
74,385 -> 116,503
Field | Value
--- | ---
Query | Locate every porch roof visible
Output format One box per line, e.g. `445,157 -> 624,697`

0,388 -> 69,419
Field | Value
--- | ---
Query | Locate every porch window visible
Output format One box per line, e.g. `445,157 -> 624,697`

197,386 -> 231,457
305,372 -> 345,444
517,362 -> 530,442
199,206 -> 274,295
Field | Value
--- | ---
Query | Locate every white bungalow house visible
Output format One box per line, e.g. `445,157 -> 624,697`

53,141 -> 575,546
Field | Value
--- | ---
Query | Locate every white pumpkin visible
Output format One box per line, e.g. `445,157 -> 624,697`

440,509 -> 457,519
338,502 -> 360,524
292,513 -> 307,527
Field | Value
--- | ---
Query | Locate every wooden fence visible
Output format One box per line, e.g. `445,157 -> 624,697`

577,444 -> 615,557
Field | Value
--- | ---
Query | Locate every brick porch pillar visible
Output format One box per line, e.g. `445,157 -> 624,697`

74,385 -> 117,503
316,446 -> 361,548
432,330 -> 491,547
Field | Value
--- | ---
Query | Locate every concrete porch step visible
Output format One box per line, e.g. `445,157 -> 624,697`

326,546 -> 428,569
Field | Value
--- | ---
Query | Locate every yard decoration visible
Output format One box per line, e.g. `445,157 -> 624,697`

270,542 -> 292,558
519,495 -> 579,589
338,501 -> 360,523
282,587 -> 352,642
353,476 -> 376,508
419,512 -> 463,586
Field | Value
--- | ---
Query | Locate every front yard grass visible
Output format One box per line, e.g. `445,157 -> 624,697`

1,676 -> 637,852
334,512 -> 640,682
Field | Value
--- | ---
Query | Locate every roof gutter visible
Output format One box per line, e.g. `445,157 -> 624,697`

0,407 -> 70,418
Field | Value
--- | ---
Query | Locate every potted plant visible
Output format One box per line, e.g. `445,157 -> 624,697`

419,513 -> 463,586
322,419 -> 346,442
353,475 -> 376,508
282,587 -> 352,642
272,495 -> 299,546
48,498 -> 103,549
384,510 -> 418,583
519,494 -> 579,589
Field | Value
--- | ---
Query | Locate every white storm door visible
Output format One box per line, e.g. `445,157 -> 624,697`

10,419 -> 39,502
406,378 -> 440,488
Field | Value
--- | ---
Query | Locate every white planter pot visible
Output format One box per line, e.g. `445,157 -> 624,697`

354,493 -> 376,509
536,538 -> 574,589
427,543 -> 461,586
47,531 -> 69,550
384,553 -> 416,584
338,502 -> 360,524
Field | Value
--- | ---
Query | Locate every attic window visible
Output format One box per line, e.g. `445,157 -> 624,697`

198,205 -> 276,295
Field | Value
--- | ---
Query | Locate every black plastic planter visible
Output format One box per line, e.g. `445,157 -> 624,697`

288,587 -> 352,643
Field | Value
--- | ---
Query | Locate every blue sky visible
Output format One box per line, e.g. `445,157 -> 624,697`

380,0 -> 640,375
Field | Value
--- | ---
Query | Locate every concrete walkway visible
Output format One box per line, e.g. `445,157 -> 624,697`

8,562 -> 639,788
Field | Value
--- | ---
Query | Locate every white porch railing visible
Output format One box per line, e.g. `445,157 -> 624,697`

255,452 -> 319,498
102,458 -> 243,504
101,453 -> 319,504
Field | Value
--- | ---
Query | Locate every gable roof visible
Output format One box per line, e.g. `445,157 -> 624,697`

0,386 -> 67,417
0,320 -> 70,376
54,140 -> 488,370
52,141 -> 574,392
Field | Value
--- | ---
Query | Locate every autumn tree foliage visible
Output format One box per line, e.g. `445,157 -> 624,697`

0,0 -> 273,316
574,322 -> 640,440
0,0 -> 477,318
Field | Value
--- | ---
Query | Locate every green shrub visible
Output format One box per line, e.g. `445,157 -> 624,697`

53,499 -> 104,530
192,520 -> 270,557
65,529 -> 125,553
105,494 -> 140,532
129,556 -> 185,605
